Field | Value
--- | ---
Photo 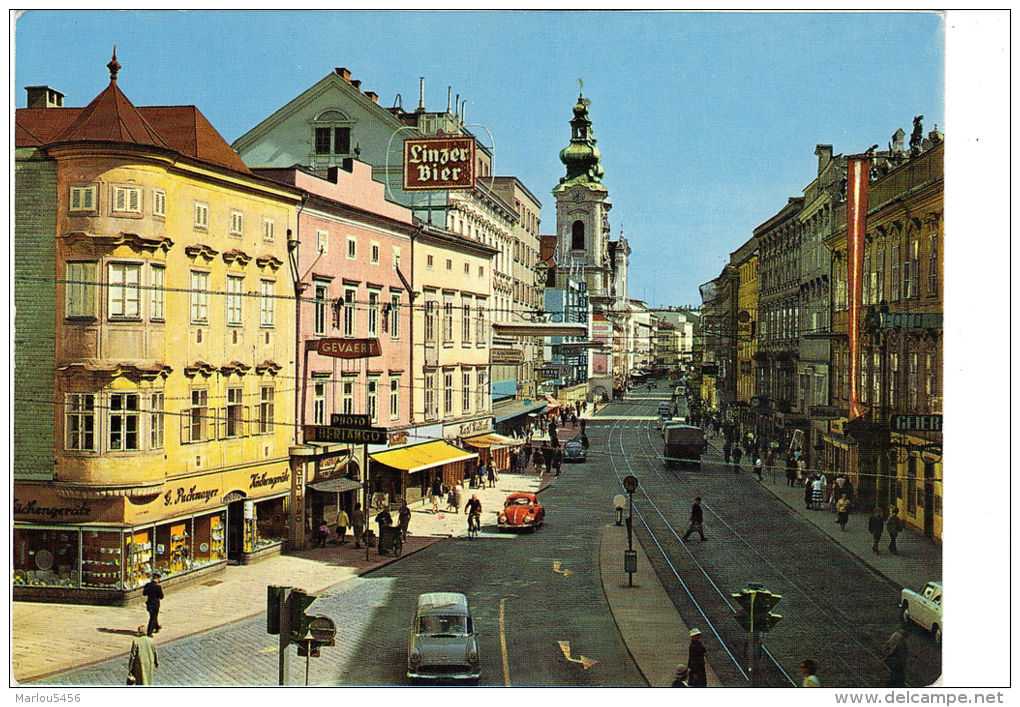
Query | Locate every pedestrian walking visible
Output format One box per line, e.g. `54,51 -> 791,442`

869,506 -> 885,554
682,497 -> 707,541
723,440 -> 731,464
350,503 -> 365,548
127,625 -> 159,685
487,463 -> 497,488
335,508 -> 349,544
799,659 -> 821,687
375,507 -> 393,555
811,475 -> 825,510
883,630 -> 908,687
533,448 -> 545,476
785,457 -> 798,487
553,448 -> 562,476
753,456 -> 764,482
671,664 -> 689,687
398,502 -> 412,540
430,478 -> 442,513
887,507 -> 902,554
446,488 -> 458,513
544,448 -> 553,476
451,485 -> 462,513
732,445 -> 742,473
316,521 -> 330,547
804,475 -> 814,509
142,572 -> 163,635
835,494 -> 851,531
686,628 -> 707,687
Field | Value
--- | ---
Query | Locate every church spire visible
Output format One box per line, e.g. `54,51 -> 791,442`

557,91 -> 604,187
107,45 -> 121,82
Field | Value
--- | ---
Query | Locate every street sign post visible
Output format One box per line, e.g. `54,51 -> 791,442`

622,475 -> 639,587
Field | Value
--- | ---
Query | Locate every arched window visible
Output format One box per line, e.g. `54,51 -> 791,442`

571,220 -> 585,251
312,109 -> 354,157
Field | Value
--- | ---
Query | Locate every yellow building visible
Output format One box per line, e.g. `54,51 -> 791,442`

733,238 -> 759,437
14,57 -> 300,602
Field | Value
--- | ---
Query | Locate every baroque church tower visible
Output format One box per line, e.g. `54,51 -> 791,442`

552,92 -> 612,299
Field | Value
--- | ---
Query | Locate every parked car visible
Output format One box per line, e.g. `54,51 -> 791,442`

407,592 -> 480,681
657,402 -> 675,418
497,492 -> 545,531
900,581 -> 942,646
563,439 -> 587,462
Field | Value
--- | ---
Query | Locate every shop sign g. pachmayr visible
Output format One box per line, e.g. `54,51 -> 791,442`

403,136 -> 476,191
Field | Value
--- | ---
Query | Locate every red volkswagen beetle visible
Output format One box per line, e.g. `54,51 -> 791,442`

497,492 -> 545,531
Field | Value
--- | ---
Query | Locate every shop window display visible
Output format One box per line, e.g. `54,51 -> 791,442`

252,497 -> 287,550
154,521 -> 193,577
192,512 -> 226,568
125,530 -> 153,589
13,528 -> 82,588
81,530 -> 125,589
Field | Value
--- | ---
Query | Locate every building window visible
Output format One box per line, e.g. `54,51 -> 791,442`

263,218 -> 275,242
65,393 -> 95,451
370,243 -> 380,264
890,240 -> 900,301
476,302 -> 485,346
390,378 -> 400,420
260,280 -> 275,327
872,352 -> 881,407
367,378 -> 378,423
443,300 -> 454,345
194,202 -> 209,230
426,254 -> 434,270
347,237 -> 356,260
424,300 -> 436,343
184,389 -> 209,444
462,371 -> 471,412
425,371 -> 436,419
224,387 -> 244,438
317,230 -> 329,254
462,296 -> 472,346
908,353 -> 919,410
229,210 -> 243,237
862,253 -> 871,305
149,392 -> 164,449
65,262 -> 98,318
342,379 -> 355,415
190,271 -> 209,324
446,259 -> 452,272
390,294 -> 401,340
464,262 -> 470,275
69,185 -> 97,212
313,381 -> 327,426
314,281 -> 329,336
875,248 -> 885,303
571,220 -> 585,250
259,386 -> 275,434
315,127 -> 331,154
476,369 -> 487,411
444,372 -> 454,414
928,233 -> 938,296
889,352 -> 899,408
107,262 -> 141,319
478,266 -> 484,279
393,247 -> 401,271
112,185 -> 141,214
153,189 -> 166,218
343,287 -> 357,337
368,290 -> 380,336
226,275 -> 244,327
150,265 -> 165,321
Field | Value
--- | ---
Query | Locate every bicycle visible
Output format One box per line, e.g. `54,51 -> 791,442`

467,512 -> 481,539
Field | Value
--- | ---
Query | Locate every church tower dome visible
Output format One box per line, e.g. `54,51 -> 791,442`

557,93 -> 604,186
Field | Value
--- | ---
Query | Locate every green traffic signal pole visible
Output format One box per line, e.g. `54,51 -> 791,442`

278,586 -> 292,686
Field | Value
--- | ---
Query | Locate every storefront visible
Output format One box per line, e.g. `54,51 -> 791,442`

889,431 -> 942,541
462,433 -> 526,473
14,459 -> 294,604
369,440 -> 478,509
289,443 -> 366,550
492,398 -> 547,437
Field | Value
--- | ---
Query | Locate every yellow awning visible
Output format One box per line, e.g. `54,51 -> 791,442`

370,440 -> 477,474
463,433 -> 525,448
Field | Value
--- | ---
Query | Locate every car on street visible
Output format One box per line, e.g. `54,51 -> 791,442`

657,402 -> 675,418
497,492 -> 545,531
563,439 -> 587,462
900,581 -> 942,646
663,424 -> 708,469
407,592 -> 481,682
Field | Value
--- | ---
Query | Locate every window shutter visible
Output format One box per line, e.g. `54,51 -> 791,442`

71,188 -> 81,210
129,189 -> 139,212
115,188 -> 126,211
218,407 -> 227,439
180,406 -> 190,444
83,262 -> 98,317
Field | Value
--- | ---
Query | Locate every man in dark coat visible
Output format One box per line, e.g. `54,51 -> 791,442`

869,507 -> 885,554
142,572 -> 163,635
886,507 -> 902,554
883,630 -> 908,687
682,497 -> 706,541
687,628 -> 707,686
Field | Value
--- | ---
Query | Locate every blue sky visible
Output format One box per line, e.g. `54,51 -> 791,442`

13,10 -> 944,306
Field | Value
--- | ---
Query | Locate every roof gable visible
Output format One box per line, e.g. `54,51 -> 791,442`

55,80 -> 169,148
139,105 -> 251,174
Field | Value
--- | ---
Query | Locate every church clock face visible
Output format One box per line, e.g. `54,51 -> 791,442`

572,190 -> 584,203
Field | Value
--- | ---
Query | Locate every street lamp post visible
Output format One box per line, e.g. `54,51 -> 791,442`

623,475 -> 639,586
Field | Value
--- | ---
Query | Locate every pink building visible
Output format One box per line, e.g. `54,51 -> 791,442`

254,161 -> 415,534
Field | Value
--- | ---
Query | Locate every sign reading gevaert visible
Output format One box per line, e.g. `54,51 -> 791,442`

403,136 -> 476,191
331,413 -> 371,428
314,338 -> 381,359
306,425 -> 387,445
890,414 -> 942,432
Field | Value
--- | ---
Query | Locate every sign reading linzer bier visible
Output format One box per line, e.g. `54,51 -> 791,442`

403,136 -> 476,191
315,338 -> 381,359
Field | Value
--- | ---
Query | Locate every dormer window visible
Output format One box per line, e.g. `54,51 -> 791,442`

312,109 -> 354,158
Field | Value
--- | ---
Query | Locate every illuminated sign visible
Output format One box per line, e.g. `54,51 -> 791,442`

403,136 -> 476,191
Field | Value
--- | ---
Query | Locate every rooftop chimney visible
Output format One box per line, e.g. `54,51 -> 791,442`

417,77 -> 425,113
351,79 -> 361,89
364,91 -> 378,103
814,144 -> 833,176
891,128 -> 906,154
25,85 -> 65,109
334,67 -> 352,81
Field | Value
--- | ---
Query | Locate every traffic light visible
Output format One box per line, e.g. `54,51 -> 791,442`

267,585 -> 290,635
289,588 -> 317,643
731,586 -> 782,633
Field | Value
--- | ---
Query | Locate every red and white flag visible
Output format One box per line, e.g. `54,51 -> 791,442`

846,157 -> 870,420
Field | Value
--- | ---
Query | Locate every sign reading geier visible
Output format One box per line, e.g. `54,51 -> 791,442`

890,414 -> 943,432
403,136 -> 476,191
306,425 -> 387,445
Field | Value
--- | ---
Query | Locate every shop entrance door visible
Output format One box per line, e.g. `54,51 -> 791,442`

923,462 -> 935,539
227,500 -> 244,562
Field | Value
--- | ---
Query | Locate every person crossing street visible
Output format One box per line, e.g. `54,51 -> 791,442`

682,497 -> 707,541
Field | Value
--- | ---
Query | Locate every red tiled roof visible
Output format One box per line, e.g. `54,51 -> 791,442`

15,81 -> 251,176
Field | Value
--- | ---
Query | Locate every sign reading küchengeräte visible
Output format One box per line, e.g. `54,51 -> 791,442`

403,136 -> 476,191
315,338 -> 381,359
